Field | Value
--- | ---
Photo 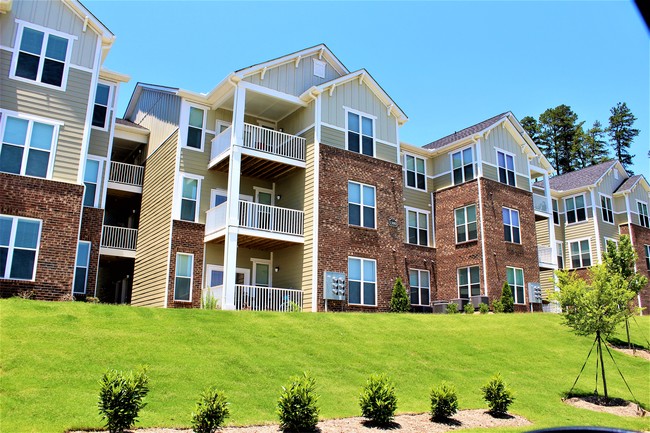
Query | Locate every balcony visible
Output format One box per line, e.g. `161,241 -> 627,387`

100,225 -> 138,258
533,193 -> 551,215
107,161 -> 144,194
538,245 -> 555,269
234,285 -> 303,311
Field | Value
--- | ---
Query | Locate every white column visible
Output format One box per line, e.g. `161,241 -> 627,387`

222,85 -> 246,310
544,173 -> 557,264
590,188 -> 602,263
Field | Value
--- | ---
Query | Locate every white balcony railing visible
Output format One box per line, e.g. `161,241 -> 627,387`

210,126 -> 232,161
101,225 -> 138,251
205,202 -> 228,235
109,161 -> 144,187
205,201 -> 304,238
533,193 -> 549,213
210,123 -> 306,162
234,285 -> 302,311
538,245 -> 554,267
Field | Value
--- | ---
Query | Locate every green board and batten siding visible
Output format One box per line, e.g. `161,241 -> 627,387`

132,131 -> 179,307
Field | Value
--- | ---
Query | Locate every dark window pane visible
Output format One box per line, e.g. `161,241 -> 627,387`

459,285 -> 468,298
471,283 -> 481,297
10,249 -> 36,279
408,227 -> 417,244
20,28 -> 44,54
468,222 -> 477,240
363,207 -> 375,228
41,59 -> 64,86
45,35 -> 68,61
349,281 -> 361,304
362,136 -> 373,156
567,211 -> 576,224
15,52 -> 39,80
576,207 -> 586,221
464,164 -> 474,181
572,257 -> 581,268
453,168 -> 462,184
84,183 -> 97,207
417,173 -> 425,190
406,171 -> 415,188
348,204 -> 360,226
516,287 -> 524,304
498,167 -> 506,184
25,149 -> 49,177
410,287 -> 418,304
513,228 -> 520,244
92,105 -> 107,127
419,229 -> 427,246
187,126 -> 202,148
181,199 -> 196,221
0,247 -> 7,276
504,226 -> 511,242
508,171 -> 515,186
0,144 -> 24,174
95,84 -> 110,104
456,225 -> 466,243
74,268 -> 87,294
421,288 -> 429,305
363,282 -> 375,305
348,132 -> 359,152
174,277 -> 191,301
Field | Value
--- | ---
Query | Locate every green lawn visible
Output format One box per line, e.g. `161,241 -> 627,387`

1,298 -> 649,433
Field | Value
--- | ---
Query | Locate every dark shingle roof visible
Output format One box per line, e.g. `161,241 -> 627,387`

423,112 -> 509,150
534,160 -> 618,192
115,118 -> 148,130
614,175 -> 642,193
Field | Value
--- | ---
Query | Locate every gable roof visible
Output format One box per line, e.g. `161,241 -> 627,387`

535,160 -> 619,192
423,112 -> 509,150
614,174 -> 650,195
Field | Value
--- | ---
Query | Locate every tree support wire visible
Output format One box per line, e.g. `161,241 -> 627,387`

567,335 -> 598,397
603,339 -> 641,407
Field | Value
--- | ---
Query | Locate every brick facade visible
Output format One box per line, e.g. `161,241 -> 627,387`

620,224 -> 650,310
79,206 -> 105,298
167,220 -> 205,308
0,173 -> 83,300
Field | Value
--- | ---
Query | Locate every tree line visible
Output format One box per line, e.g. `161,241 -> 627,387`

521,102 -> 640,175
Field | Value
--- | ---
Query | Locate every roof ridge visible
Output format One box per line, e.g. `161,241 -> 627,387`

422,112 -> 510,150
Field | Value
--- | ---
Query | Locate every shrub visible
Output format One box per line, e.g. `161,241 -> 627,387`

481,373 -> 514,416
463,303 -> 475,314
500,282 -> 514,313
492,300 -> 504,313
446,302 -> 459,314
98,368 -> 149,433
86,296 -> 100,304
277,372 -> 319,432
389,277 -> 410,312
202,292 -> 219,310
191,387 -> 230,433
359,373 -> 398,425
430,382 -> 458,420
479,302 -> 490,314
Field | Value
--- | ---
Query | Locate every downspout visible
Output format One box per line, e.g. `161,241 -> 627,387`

474,136 -> 489,297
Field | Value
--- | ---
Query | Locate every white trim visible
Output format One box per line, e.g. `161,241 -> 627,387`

502,206 -> 521,244
454,203 -> 478,244
347,256 -> 377,307
173,252 -> 194,302
72,240 -> 91,295
430,192 -> 436,248
215,120 -> 231,135
182,102 -> 208,152
69,64 -> 94,73
552,198 -> 560,226
404,206 -> 430,247
449,144 -> 475,185
77,35 -> 102,185
636,200 -> 649,228
83,156 -> 105,208
495,147 -> 517,188
100,79 -> 120,209
408,268 -> 431,306
457,265 -> 481,299
176,172 -> 204,222
564,193 -> 588,225
293,123 -> 315,139
603,237 -> 618,253
556,241 -> 565,269
90,81 -> 114,132
320,122 -> 346,132
403,153 -> 427,192
477,178 -> 488,295
251,258 -> 273,287
598,193 -> 615,226
344,108 -> 375,158
348,181 -> 377,229
256,119 -> 276,129
568,238 -> 593,269
506,266 -> 526,305
0,214 -> 42,282
312,95 -> 321,313
375,139 -> 397,148
0,108 -> 64,127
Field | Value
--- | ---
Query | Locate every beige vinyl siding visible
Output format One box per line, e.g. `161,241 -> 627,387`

536,219 -> 550,247
321,125 -> 345,149
564,217 -> 595,268
614,212 -> 628,226
481,125 -> 531,192
131,89 -> 181,156
273,244 -> 304,290
403,188 -> 430,211
430,173 -> 452,191
301,140 -> 316,310
202,170 -> 229,211
1,0 -> 99,69
300,126 -> 314,144
88,128 -> 110,158
613,195 -> 627,215
431,150 -> 456,175
376,142 -> 398,164
554,224 -> 565,243
278,103 -> 314,136
131,130 -> 179,307
206,108 -> 233,131
539,269 -> 555,300
484,164 -> 498,183
1,50 -> 92,183
242,53 -> 341,97
275,169 -> 305,211
204,243 -> 271,270
516,175 -> 530,190
179,133 -> 213,175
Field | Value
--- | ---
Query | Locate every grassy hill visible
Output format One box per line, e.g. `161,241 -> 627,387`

1,298 -> 649,433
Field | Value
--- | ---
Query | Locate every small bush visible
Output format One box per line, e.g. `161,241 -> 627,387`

287,301 -> 301,313
277,372 -> 319,432
463,303 -> 475,314
359,373 -> 398,425
446,302 -> 459,314
202,292 -> 219,310
430,382 -> 458,420
481,373 -> 514,416
86,296 -> 100,304
389,277 -> 410,312
500,282 -> 514,313
191,387 -> 230,433
479,303 -> 490,314
98,368 -> 149,433
492,300 -> 504,313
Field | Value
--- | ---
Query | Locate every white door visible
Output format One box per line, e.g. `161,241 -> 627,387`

255,188 -> 273,230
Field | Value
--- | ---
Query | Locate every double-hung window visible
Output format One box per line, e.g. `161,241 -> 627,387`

0,115 -> 56,179
638,201 -> 649,228
407,209 -> 428,246
0,215 -> 41,281
174,253 -> 193,301
187,107 -> 205,149
645,245 -> 650,270
73,241 -> 91,295
451,147 -> 474,185
12,25 -> 71,88
348,257 -> 376,306
458,266 -> 480,298
92,83 -> 111,129
502,207 -> 521,244
348,181 -> 375,229
552,199 -> 560,225
405,154 -> 426,190
347,111 -> 373,157
497,150 -> 515,186
83,158 -> 103,207
600,195 -> 614,224
569,239 -> 591,268
565,194 -> 586,224
556,242 -> 564,269
409,269 -> 430,306
180,175 -> 201,222
506,267 -> 525,304
455,204 -> 477,243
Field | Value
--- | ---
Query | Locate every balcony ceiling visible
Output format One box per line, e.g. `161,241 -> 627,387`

209,236 -> 300,252
212,155 -> 300,180
220,91 -> 302,122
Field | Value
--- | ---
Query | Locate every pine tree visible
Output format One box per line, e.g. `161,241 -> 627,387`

389,277 -> 410,313
538,105 -> 580,174
520,116 -> 540,143
584,120 -> 609,166
607,102 -> 639,175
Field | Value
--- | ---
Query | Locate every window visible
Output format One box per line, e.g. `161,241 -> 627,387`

645,245 -> 649,270
638,201 -> 649,228
455,204 -> 477,243
92,83 -> 111,129
451,147 -> 474,185
180,175 -> 200,222
506,267 -> 525,304
556,242 -> 564,269
348,181 -> 375,229
0,215 -> 41,281
174,253 -> 193,301
211,188 -> 227,208
458,266 -> 480,298
12,25 -> 71,88
347,111 -> 373,157
187,106 -> 205,149
0,115 -> 56,178
502,207 -> 521,244
407,209 -> 429,246
409,269 -> 430,306
569,239 -> 591,268
497,150 -> 515,186
565,194 -> 587,224
405,154 -> 426,190
600,195 -> 614,224
83,158 -> 102,207
348,257 -> 376,306
73,241 -> 91,294
552,199 -> 560,225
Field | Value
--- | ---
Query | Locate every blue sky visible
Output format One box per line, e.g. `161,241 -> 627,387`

87,0 -> 649,176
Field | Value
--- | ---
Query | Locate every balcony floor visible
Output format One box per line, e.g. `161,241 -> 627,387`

206,234 -> 302,252
211,154 -> 301,180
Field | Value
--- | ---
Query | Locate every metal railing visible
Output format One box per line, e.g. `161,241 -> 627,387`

205,201 -> 304,237
242,123 -> 305,161
109,161 -> 144,187
234,285 -> 302,311
533,193 -> 549,213
538,245 -> 554,267
101,225 -> 138,251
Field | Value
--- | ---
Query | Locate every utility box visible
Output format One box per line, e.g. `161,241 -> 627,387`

528,282 -> 542,304
324,271 -> 346,301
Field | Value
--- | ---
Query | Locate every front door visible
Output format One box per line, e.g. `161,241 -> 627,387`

255,188 -> 273,230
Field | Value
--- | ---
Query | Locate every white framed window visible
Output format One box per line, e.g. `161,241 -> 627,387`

502,207 -> 521,244
552,199 -> 560,226
409,269 -> 430,306
210,188 -> 227,208
346,109 -> 374,157
455,204 -> 477,243
73,241 -> 91,295
458,266 -> 480,298
348,257 -> 376,306
451,146 -> 474,185
600,194 -> 614,224
174,253 -> 193,302
556,241 -> 564,269
404,154 -> 426,190
637,201 -> 649,228
186,106 -> 205,150
178,174 -> 202,222
0,215 -> 42,281
506,267 -> 525,304
645,245 -> 649,270
313,59 -> 326,78
92,83 -> 112,130
497,149 -> 516,186
348,181 -> 375,229
83,158 -> 103,207
565,194 -> 587,224
604,237 -> 618,253
406,208 -> 429,246
10,22 -> 73,89
0,113 -> 58,179
215,120 -> 231,135
569,239 -> 591,269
